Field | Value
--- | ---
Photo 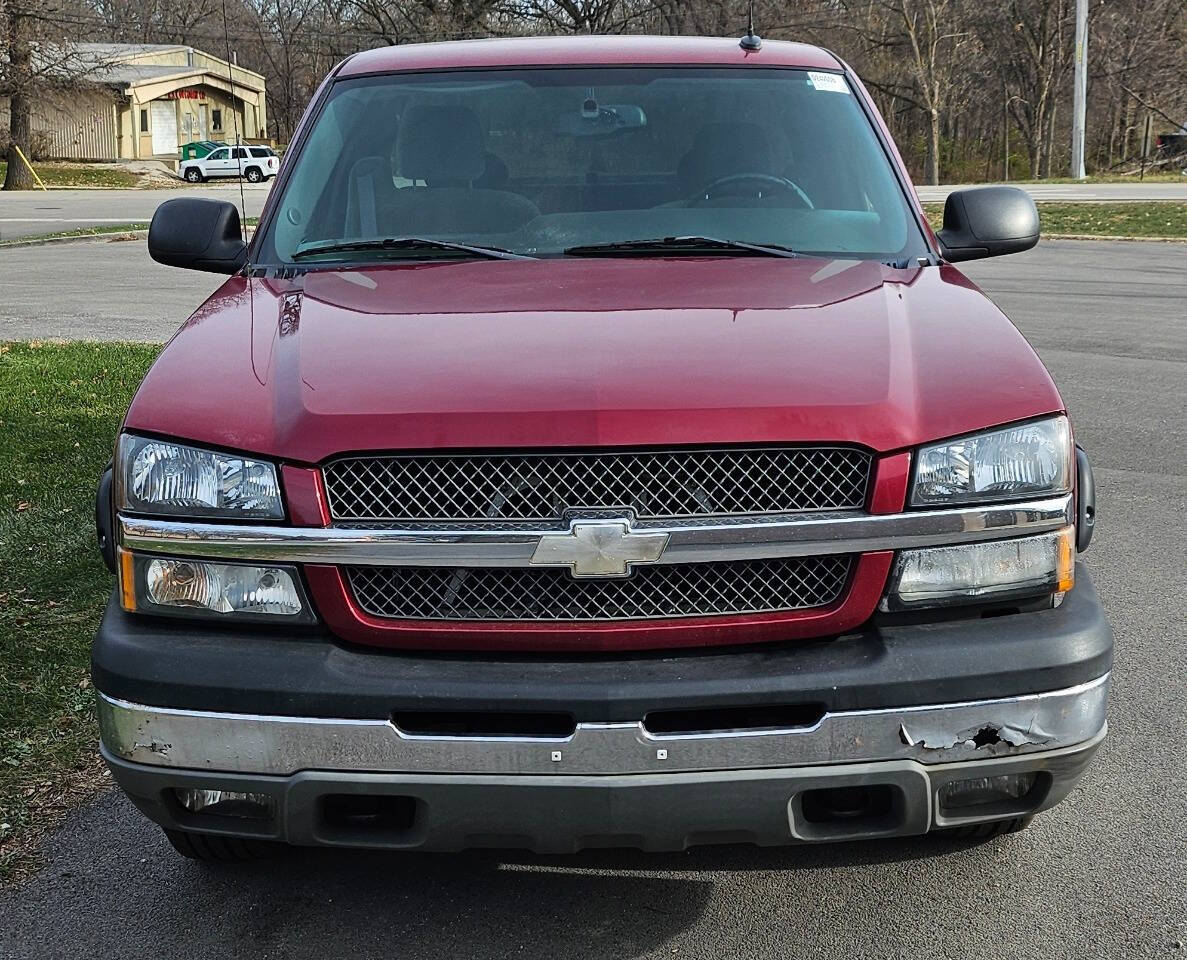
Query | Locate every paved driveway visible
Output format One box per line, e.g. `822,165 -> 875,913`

0,239 -> 1185,959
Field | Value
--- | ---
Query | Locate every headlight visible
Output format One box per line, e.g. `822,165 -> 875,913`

881,527 -> 1074,611
911,416 -> 1072,507
118,434 -> 283,519
119,552 -> 315,623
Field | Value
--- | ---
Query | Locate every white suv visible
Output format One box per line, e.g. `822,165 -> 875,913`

180,146 -> 279,184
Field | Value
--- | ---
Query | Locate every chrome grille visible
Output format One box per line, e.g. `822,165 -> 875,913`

323,447 -> 871,523
346,556 -> 852,622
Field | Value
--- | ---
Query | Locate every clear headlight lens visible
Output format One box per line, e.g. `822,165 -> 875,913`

911,416 -> 1072,507
124,553 -> 314,622
118,434 -> 283,519
881,527 -> 1074,611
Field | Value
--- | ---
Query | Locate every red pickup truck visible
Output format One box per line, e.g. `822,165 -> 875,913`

93,35 -> 1110,861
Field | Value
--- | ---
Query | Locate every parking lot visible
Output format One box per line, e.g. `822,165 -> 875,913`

0,237 -> 1184,959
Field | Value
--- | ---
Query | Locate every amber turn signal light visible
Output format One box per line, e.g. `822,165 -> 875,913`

118,547 -> 137,612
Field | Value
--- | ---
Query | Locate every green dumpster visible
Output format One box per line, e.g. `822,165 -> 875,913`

179,140 -> 227,161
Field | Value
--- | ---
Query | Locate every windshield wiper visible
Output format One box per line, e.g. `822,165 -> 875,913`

292,237 -> 533,261
562,236 -> 800,258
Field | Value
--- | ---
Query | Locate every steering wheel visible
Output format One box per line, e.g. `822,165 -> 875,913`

688,173 -> 815,209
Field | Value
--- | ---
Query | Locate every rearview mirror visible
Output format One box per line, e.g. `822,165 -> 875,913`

936,186 -> 1039,263
148,198 -> 247,274
554,103 -> 647,138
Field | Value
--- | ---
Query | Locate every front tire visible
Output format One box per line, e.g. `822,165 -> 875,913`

245,166 -> 263,184
183,167 -> 204,183
163,828 -> 282,862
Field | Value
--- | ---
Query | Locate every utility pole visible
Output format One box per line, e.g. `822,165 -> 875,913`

1070,0 -> 1088,179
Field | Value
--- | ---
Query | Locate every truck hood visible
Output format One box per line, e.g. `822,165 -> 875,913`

127,257 -> 1062,463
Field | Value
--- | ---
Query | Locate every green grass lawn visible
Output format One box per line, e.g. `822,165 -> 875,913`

0,341 -> 159,882
0,224 -> 149,246
0,161 -> 140,189
1004,172 -> 1186,184
924,201 -> 1187,238
0,218 -> 257,247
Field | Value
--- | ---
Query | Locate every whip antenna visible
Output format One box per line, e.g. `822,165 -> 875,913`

220,0 -> 248,239
740,1 -> 763,51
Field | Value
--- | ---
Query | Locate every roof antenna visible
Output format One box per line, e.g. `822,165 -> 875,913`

740,1 -> 762,51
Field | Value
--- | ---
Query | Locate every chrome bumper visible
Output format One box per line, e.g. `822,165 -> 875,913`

98,674 -> 1108,777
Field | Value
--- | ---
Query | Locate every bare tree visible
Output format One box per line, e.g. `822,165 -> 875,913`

8,0 -> 1184,181
835,0 -> 977,185
974,0 -> 1075,179
2,1 -> 119,189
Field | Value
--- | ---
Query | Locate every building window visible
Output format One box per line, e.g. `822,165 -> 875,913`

212,108 -> 223,132
140,109 -> 148,133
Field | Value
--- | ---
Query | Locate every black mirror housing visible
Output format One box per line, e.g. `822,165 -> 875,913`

936,186 -> 1039,263
148,198 -> 247,274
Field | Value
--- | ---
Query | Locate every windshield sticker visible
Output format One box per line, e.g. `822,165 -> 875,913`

807,72 -> 850,94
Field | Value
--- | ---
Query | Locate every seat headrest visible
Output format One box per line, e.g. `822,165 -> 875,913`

678,122 -> 778,194
398,105 -> 485,182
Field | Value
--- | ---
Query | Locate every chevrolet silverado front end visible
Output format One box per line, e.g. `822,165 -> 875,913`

93,35 -> 1110,860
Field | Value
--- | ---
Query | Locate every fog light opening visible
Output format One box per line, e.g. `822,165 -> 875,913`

938,773 -> 1040,813
174,788 -> 275,820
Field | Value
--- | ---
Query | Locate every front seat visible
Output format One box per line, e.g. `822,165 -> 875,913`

388,104 -> 538,235
676,121 -> 780,197
345,155 -> 398,238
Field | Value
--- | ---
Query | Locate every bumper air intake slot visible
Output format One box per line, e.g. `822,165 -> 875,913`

392,710 -> 576,738
642,703 -> 826,736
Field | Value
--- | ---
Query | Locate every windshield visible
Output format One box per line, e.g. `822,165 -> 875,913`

259,67 -> 928,264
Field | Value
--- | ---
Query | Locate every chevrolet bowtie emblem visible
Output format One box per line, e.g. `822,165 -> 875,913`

530,520 -> 670,578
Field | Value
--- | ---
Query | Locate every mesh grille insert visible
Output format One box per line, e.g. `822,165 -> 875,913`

347,556 -> 853,622
323,447 -> 872,523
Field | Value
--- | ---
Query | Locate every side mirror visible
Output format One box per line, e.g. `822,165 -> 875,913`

936,186 -> 1039,263
148,198 -> 247,274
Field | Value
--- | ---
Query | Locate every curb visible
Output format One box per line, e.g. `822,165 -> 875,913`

1043,233 -> 1187,243
0,184 -> 167,191
0,226 -> 258,249
0,229 -> 148,249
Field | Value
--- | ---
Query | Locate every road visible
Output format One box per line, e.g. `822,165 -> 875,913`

0,239 -> 1185,959
0,183 -> 272,241
0,239 -> 216,341
0,179 -> 1184,241
914,180 -> 1187,202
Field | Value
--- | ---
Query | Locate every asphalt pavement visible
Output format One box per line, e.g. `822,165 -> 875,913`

0,182 -> 272,241
0,239 -> 1185,959
0,179 -> 1185,241
0,239 -> 217,341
